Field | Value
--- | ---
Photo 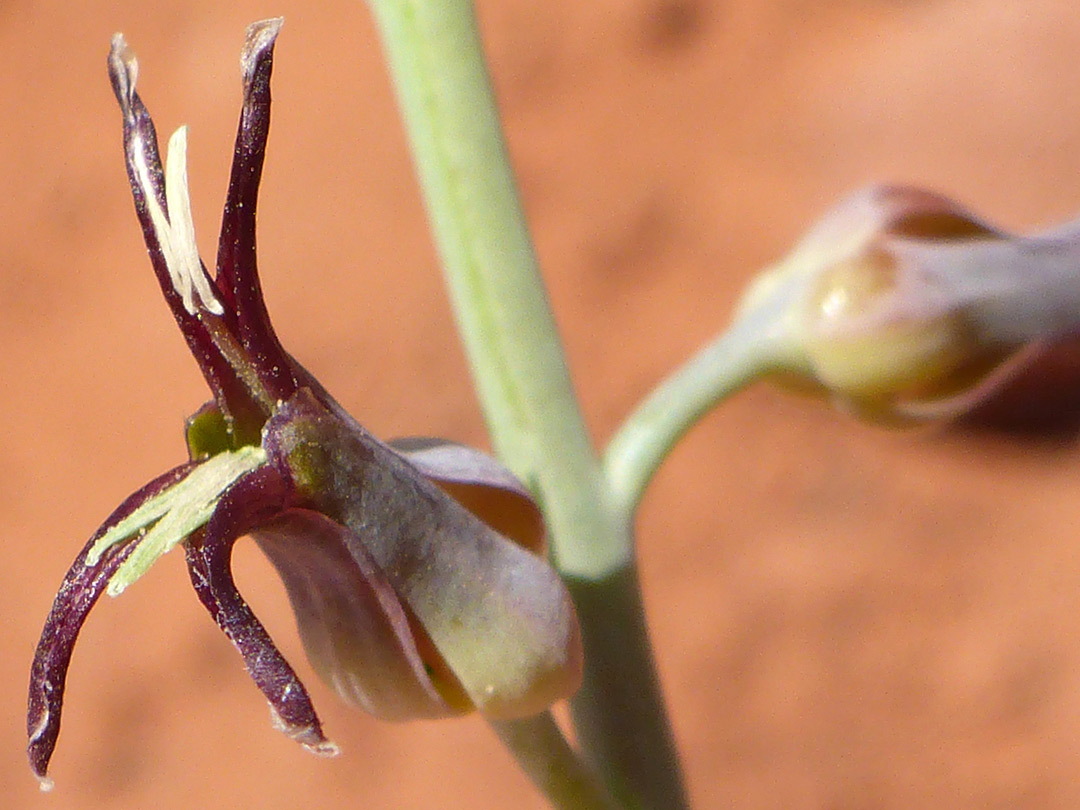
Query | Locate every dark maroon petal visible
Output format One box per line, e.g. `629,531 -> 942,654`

215,18 -> 297,404
107,35 -> 269,443
183,465 -> 337,755
28,462 -> 199,788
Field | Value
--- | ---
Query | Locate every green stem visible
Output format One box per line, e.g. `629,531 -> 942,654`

567,565 -> 689,810
602,309 -> 777,517
363,0 -> 621,580
362,0 -> 622,583
363,1 -> 689,808
489,713 -> 619,810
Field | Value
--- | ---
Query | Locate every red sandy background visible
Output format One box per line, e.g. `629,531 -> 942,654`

4,1 -> 1080,808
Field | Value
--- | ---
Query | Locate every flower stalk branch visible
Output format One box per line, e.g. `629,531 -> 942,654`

489,713 -> 620,810
602,307 -> 784,519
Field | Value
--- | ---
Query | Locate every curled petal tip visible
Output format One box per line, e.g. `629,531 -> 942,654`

248,16 -> 285,38
245,17 -> 284,53
28,702 -> 55,788
28,712 -> 55,791
304,740 -> 341,758
33,768 -> 54,794
242,18 -> 284,84
268,704 -> 340,757
107,33 -> 138,120
108,31 -> 128,60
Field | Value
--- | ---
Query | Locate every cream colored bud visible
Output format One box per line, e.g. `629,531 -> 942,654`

740,185 -> 1080,425
800,242 -> 1004,422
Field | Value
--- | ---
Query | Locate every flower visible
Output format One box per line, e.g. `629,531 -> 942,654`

732,185 -> 1080,430
27,18 -> 582,790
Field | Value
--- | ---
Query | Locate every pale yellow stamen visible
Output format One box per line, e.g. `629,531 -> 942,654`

165,127 -> 225,316
128,122 -> 224,316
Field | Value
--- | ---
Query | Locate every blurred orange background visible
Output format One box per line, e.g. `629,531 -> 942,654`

5,1 -> 1080,808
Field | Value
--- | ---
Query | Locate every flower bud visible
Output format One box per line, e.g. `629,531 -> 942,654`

739,185 -> 1080,425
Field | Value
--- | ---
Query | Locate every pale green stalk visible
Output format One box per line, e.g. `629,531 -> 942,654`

362,0 -> 620,580
603,308 -> 781,517
362,1 -> 688,808
489,714 -> 619,810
